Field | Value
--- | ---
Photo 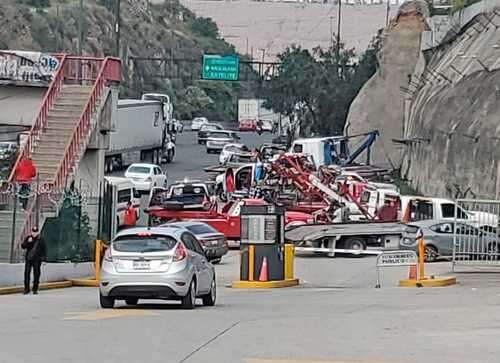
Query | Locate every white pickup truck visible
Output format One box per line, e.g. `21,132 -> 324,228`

401,196 -> 498,228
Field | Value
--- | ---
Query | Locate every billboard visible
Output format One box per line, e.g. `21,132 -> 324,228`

0,50 -> 60,86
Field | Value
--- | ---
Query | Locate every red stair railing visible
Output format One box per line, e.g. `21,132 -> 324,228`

8,55 -> 120,261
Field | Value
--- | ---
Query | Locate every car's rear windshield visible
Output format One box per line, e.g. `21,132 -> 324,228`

128,166 -> 150,174
185,224 -> 218,235
113,235 -> 177,252
209,131 -> 231,138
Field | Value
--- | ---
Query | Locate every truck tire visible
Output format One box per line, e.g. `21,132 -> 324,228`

166,149 -> 174,163
343,237 -> 366,257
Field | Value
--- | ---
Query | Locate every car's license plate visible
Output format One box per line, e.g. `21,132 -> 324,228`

133,261 -> 150,270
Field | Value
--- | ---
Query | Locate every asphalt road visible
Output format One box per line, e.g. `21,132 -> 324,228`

7,128 -> 500,362
3,255 -> 500,363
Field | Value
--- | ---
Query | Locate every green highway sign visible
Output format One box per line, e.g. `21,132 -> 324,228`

202,54 -> 239,81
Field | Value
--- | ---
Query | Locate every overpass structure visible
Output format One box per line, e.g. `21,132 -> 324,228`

0,50 -> 121,262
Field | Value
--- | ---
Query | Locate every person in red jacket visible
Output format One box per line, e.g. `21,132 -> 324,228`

15,156 -> 37,210
123,201 -> 137,228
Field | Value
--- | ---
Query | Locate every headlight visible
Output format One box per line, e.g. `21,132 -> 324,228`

401,237 -> 414,246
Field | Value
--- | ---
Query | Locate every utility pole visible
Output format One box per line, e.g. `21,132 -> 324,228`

330,16 -> 334,48
385,0 -> 390,27
78,0 -> 83,54
115,0 -> 122,58
336,0 -> 342,75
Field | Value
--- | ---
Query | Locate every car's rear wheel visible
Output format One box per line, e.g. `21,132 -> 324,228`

202,278 -> 216,306
125,298 -> 139,306
100,293 -> 115,309
181,279 -> 196,309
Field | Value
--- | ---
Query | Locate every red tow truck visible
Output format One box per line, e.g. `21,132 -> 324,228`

146,198 -> 313,241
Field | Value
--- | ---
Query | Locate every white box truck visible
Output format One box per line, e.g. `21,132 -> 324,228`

105,94 -> 175,173
238,99 -> 276,132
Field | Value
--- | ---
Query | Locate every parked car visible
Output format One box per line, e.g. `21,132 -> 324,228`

239,119 -> 255,132
104,176 -> 141,228
99,226 -> 216,309
399,219 -> 499,262
165,221 -> 228,263
219,143 -> 248,164
191,117 -> 209,131
198,123 -> 224,144
0,142 -> 17,161
124,163 -> 167,193
206,131 -> 240,154
148,180 -> 213,211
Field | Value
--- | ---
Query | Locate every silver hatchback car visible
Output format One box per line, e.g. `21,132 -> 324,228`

99,226 -> 216,309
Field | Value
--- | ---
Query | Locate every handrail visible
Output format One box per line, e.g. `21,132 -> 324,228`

7,54 -> 68,182
52,57 -> 110,189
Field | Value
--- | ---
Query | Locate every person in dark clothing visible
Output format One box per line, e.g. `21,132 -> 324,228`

21,226 -> 46,295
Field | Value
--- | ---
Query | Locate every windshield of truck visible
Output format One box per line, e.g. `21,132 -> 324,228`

113,235 -> 177,253
128,166 -> 151,174
441,203 -> 469,219
169,184 -> 207,204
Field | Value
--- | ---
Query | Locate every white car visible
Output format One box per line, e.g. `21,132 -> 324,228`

219,143 -> 247,164
124,163 -> 167,193
191,117 -> 209,131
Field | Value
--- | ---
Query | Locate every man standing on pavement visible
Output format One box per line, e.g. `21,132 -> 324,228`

14,155 -> 37,210
123,200 -> 137,228
21,226 -> 46,295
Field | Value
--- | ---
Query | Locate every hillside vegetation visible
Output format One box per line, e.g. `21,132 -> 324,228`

0,0 -> 254,121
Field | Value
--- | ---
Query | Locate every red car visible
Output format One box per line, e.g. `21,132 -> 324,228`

238,119 -> 255,132
146,198 -> 313,241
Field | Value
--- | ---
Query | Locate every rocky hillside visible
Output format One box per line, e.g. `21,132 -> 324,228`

0,0 -> 254,121
345,1 -> 428,168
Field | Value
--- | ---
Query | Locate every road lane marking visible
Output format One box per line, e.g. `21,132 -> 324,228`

64,309 -> 157,321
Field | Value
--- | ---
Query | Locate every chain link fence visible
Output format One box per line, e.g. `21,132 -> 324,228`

0,181 -> 110,263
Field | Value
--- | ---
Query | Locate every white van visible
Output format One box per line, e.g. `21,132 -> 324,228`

104,176 -> 141,228
290,136 -> 347,168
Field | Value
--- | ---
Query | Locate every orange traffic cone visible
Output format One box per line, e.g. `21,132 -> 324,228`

408,264 -> 417,280
258,257 -> 268,282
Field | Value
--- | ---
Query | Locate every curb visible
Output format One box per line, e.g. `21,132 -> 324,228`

0,281 -> 73,295
231,279 -> 300,289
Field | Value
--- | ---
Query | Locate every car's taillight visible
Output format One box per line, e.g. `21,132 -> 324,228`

146,177 -> 152,182
174,243 -> 187,262
198,239 -> 206,246
104,249 -> 113,262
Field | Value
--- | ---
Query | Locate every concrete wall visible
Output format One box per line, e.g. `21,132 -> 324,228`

0,262 -> 94,287
345,1 -> 428,168
402,10 -> 500,198
0,85 -> 45,126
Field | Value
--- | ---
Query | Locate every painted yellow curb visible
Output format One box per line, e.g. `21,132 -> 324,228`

399,276 -> 457,287
231,279 -> 299,289
70,278 -> 99,287
0,281 -> 73,295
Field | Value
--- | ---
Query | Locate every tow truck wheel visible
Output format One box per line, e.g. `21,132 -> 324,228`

344,237 -> 366,257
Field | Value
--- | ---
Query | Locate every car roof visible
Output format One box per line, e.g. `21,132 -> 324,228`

114,226 -> 184,240
128,163 -> 158,168
104,176 -> 134,186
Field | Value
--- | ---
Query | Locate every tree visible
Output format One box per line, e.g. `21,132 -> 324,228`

263,36 -> 380,137
176,86 -> 214,120
191,17 -> 219,39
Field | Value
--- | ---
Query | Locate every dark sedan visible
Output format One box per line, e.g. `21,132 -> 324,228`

163,221 -> 228,264
198,123 -> 223,144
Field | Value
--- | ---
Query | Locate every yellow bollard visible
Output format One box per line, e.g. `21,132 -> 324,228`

95,239 -> 102,282
418,238 -> 425,281
248,245 -> 255,281
284,244 -> 295,280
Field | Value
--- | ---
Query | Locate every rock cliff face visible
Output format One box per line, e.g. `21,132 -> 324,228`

402,11 -> 500,199
345,1 -> 428,168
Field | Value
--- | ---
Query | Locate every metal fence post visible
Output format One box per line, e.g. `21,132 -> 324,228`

9,184 -> 17,263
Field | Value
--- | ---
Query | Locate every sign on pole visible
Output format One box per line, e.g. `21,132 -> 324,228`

202,54 -> 239,81
375,250 -> 418,288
